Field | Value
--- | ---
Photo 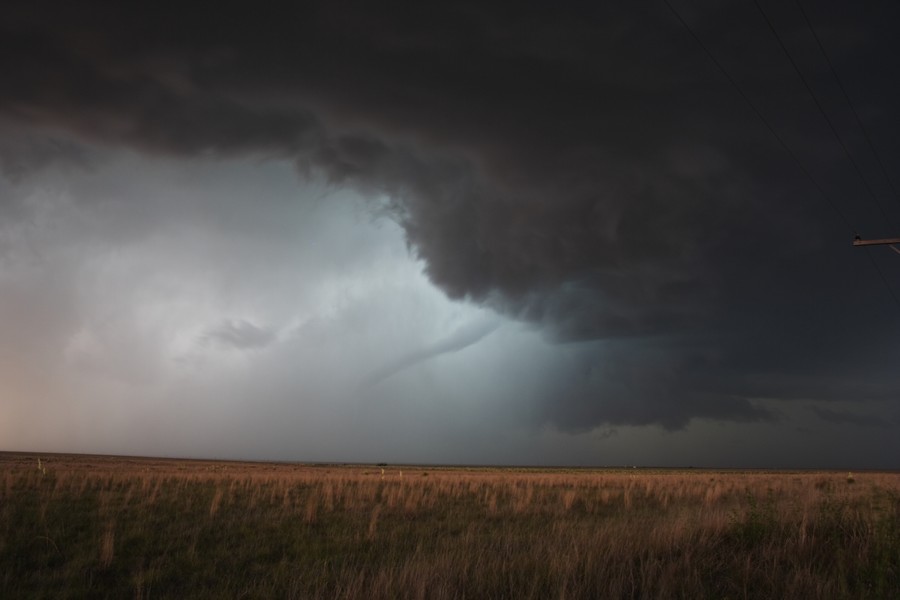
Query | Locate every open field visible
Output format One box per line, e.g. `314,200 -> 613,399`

1,453 -> 898,599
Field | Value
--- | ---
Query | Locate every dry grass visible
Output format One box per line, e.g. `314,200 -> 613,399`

1,452 -> 898,599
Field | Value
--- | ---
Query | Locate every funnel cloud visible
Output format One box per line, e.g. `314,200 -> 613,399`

365,318 -> 501,386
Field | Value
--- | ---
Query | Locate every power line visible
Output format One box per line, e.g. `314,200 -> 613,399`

794,0 -> 900,207
751,0 -> 900,310
660,0 -> 853,231
864,247 -> 900,309
750,0 -> 898,231
662,0 -> 900,313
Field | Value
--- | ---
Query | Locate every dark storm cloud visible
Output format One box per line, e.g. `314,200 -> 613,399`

3,1 -> 900,429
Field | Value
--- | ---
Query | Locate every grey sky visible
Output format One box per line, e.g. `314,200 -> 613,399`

1,1 -> 898,467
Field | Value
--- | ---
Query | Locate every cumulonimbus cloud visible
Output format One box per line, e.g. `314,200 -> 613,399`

3,1 -> 899,429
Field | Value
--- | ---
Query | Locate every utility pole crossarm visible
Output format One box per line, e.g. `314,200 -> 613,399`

852,236 -> 900,247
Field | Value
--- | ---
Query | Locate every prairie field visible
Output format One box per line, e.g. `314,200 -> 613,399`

1,453 -> 898,599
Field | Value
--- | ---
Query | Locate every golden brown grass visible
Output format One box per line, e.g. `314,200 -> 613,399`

1,452 -> 898,598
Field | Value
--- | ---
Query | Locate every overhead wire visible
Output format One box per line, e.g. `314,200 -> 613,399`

794,0 -> 900,207
660,0 -> 853,231
750,0 -> 900,309
661,0 -> 900,311
864,247 -> 900,306
750,0 -> 898,232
